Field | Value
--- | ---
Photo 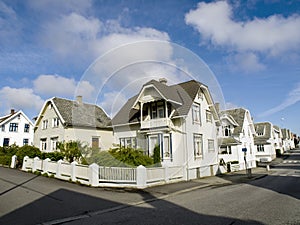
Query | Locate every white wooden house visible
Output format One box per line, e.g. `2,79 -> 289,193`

112,79 -> 221,179
218,108 -> 257,172
33,96 -> 113,152
254,122 -> 278,162
0,109 -> 34,147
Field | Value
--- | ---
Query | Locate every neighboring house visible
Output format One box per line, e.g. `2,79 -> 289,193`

218,108 -> 257,172
112,78 -> 221,179
0,109 -> 34,147
281,128 -> 293,152
273,125 -> 283,154
34,96 -> 113,152
254,122 -> 277,162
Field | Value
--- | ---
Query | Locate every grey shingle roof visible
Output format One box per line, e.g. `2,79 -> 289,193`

219,137 -> 241,147
254,122 -> 272,145
112,80 -> 209,126
52,97 -> 111,129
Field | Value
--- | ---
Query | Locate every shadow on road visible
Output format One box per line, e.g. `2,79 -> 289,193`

0,187 -> 265,225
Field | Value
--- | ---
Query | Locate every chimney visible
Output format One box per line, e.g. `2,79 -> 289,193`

10,109 -> 15,115
159,78 -> 167,85
76,95 -> 83,104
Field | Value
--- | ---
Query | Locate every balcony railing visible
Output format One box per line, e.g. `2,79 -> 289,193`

141,117 -> 172,129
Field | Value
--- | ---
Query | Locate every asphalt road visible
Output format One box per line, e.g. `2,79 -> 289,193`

0,150 -> 299,225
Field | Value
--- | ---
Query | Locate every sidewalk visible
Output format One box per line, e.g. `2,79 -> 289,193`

145,167 -> 269,197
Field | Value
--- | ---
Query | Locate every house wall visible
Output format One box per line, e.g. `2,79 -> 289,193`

184,93 -> 219,179
0,113 -> 34,147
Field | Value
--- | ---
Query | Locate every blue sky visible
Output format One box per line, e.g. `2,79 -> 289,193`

0,0 -> 300,135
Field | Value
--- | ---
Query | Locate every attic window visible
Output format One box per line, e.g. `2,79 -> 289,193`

224,125 -> 231,136
198,91 -> 203,100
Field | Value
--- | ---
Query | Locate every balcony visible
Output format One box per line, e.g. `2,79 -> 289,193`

141,117 -> 172,129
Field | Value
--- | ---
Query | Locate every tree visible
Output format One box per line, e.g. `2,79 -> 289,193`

57,141 -> 82,163
153,144 -> 161,164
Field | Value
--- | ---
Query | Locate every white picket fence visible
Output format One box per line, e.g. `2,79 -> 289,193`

19,156 -> 184,189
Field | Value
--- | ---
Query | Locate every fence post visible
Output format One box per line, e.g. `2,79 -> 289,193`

89,163 -> 99,187
43,158 -> 51,174
32,157 -> 40,172
10,155 -> 17,168
56,160 -> 63,179
71,161 -> 77,182
164,165 -> 169,183
136,165 -> 147,189
22,156 -> 29,171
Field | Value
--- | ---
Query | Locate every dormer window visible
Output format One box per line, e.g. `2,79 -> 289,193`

224,125 -> 231,136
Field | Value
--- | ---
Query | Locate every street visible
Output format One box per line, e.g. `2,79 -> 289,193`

0,150 -> 299,225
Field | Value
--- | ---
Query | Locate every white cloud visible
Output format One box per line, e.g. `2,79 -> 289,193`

0,87 -> 44,113
185,1 -> 300,55
259,82 -> 300,117
226,52 -> 265,72
33,74 -> 95,100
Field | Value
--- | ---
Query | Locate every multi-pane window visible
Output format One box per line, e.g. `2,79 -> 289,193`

1,125 -> 5,132
51,137 -> 58,151
220,146 -> 232,154
3,138 -> 9,146
120,137 -> 137,149
9,123 -> 18,132
24,124 -> 30,133
192,104 -> 201,124
208,139 -> 215,151
42,120 -> 48,129
41,138 -> 47,151
194,134 -> 203,157
23,139 -> 29,146
52,118 -> 59,127
206,110 -> 212,123
257,144 -> 264,152
223,125 -> 231,136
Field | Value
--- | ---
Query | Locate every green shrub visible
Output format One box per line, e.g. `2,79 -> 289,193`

16,145 -> 41,168
41,152 -> 64,161
0,155 -> 11,166
109,147 -> 153,167
153,145 -> 161,164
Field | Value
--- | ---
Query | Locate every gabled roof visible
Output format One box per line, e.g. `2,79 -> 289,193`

0,110 -> 34,126
254,122 -> 272,145
35,97 -> 111,129
112,79 -> 220,126
220,108 -> 247,136
219,137 -> 241,147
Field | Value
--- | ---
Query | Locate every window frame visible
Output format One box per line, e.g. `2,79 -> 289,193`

24,123 -> 30,133
194,133 -> 203,158
192,103 -> 201,124
9,123 -> 18,132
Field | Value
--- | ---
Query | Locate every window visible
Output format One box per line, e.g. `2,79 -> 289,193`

1,125 -> 5,132
163,135 -> 170,158
92,137 -> 100,149
194,134 -> 203,157
40,138 -> 47,151
151,103 -> 157,119
23,139 -> 29,146
192,104 -> 201,124
224,125 -> 231,136
220,146 -> 232,154
3,138 -> 9,146
9,123 -> 18,132
206,110 -> 212,123
51,137 -> 58,151
257,144 -> 264,152
52,118 -> 59,127
208,139 -> 215,151
42,120 -> 48,129
24,124 -> 30,133
119,137 -> 137,149
157,101 -> 165,118
148,135 -> 158,156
